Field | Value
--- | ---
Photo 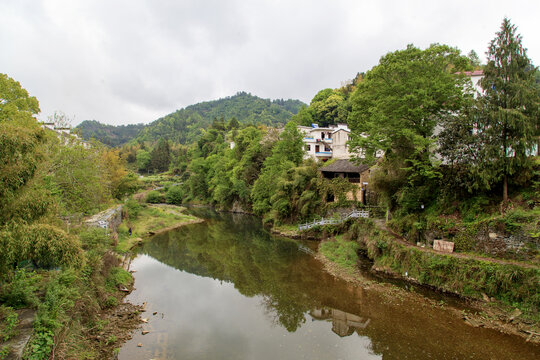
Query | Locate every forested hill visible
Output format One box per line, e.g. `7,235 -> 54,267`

136,92 -> 305,144
75,120 -> 146,147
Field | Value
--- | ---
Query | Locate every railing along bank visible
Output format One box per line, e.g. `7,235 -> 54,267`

298,209 -> 369,231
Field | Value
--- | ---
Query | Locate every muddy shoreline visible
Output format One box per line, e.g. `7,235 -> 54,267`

314,247 -> 540,344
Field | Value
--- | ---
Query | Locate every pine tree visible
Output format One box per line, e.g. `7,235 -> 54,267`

150,138 -> 171,173
477,18 -> 539,202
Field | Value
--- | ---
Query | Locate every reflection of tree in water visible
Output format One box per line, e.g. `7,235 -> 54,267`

140,212 -> 316,331
137,213 -> 540,360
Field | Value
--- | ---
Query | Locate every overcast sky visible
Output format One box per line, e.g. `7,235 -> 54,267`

2,0 -> 539,126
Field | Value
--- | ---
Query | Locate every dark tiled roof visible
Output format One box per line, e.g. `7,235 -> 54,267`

319,159 -> 370,174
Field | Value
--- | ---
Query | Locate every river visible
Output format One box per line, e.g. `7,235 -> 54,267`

118,209 -> 539,360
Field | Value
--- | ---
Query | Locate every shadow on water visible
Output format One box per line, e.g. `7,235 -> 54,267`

121,210 -> 539,360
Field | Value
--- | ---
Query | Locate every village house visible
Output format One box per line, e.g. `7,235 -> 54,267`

319,159 -> 374,205
40,122 -> 90,148
297,123 -> 352,161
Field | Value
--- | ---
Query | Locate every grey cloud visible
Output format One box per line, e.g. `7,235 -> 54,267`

1,0 -> 538,126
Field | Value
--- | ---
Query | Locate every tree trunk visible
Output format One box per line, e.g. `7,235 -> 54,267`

503,174 -> 508,202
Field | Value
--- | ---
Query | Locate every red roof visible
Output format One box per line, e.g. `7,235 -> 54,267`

461,70 -> 484,76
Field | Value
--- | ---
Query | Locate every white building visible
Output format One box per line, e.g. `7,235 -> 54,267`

297,123 -> 352,161
40,122 -> 90,148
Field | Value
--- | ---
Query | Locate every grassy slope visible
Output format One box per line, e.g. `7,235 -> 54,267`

116,204 -> 200,253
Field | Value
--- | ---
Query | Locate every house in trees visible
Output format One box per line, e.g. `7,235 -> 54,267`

464,70 -> 484,95
320,159 -> 374,205
297,123 -> 352,161
40,122 -> 90,148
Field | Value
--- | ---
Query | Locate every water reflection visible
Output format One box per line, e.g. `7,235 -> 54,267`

119,211 -> 539,360
311,308 -> 371,337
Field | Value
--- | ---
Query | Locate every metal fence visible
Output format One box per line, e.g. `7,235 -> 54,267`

298,209 -> 369,231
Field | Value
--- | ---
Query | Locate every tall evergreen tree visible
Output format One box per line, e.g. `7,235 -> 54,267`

150,138 -> 171,173
477,18 -> 539,202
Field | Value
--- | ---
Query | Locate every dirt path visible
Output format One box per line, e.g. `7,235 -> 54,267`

373,219 -> 539,269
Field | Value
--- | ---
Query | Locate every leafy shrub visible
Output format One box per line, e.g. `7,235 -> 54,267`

125,198 -> 142,219
460,195 -> 491,222
320,238 -> 361,270
104,296 -> 118,308
27,270 -> 79,360
0,269 -> 40,308
146,190 -> 163,204
166,185 -> 184,205
105,267 -> 132,290
77,227 -> 110,252
24,224 -> 84,269
0,305 -> 19,341
0,345 -> 10,360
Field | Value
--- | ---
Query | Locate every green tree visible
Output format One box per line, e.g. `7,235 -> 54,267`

0,73 -> 40,123
467,50 -> 482,68
251,122 -> 304,216
49,144 -> 106,214
0,74 -> 46,222
136,149 -> 151,172
150,138 -> 171,173
348,44 -> 471,208
476,18 -> 539,202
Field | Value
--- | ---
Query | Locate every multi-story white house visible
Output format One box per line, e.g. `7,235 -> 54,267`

40,122 -> 90,148
297,123 -> 352,161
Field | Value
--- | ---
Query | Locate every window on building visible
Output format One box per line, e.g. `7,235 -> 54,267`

306,144 -> 311,151
324,146 -> 331,152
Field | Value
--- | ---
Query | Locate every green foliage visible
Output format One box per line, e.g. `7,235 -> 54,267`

320,238 -> 361,271
114,172 -> 140,199
349,44 -> 470,163
146,190 -> 163,204
166,185 -> 184,205
0,305 -> 19,341
23,224 -> 83,270
75,120 -> 145,147
0,269 -> 40,308
103,296 -> 118,308
0,73 -> 40,123
125,198 -> 143,219
149,138 -> 171,173
26,270 -> 79,360
306,88 -> 348,127
476,19 -> 539,200
0,224 -> 83,275
77,227 -> 110,253
136,149 -> 151,172
0,345 -> 10,360
439,19 -> 539,200
49,144 -> 107,214
137,92 -> 305,145
251,122 -> 304,215
0,120 -> 45,222
353,223 -> 540,317
105,267 -> 132,290
348,44 -> 470,210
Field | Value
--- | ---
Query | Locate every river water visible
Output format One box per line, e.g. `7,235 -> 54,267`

119,210 -> 539,360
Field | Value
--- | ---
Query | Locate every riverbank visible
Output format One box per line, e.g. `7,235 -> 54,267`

316,220 -> 540,344
116,203 -> 203,253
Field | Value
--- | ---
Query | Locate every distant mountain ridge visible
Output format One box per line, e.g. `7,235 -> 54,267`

75,120 -> 145,147
136,92 -> 305,145
76,92 -> 305,146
